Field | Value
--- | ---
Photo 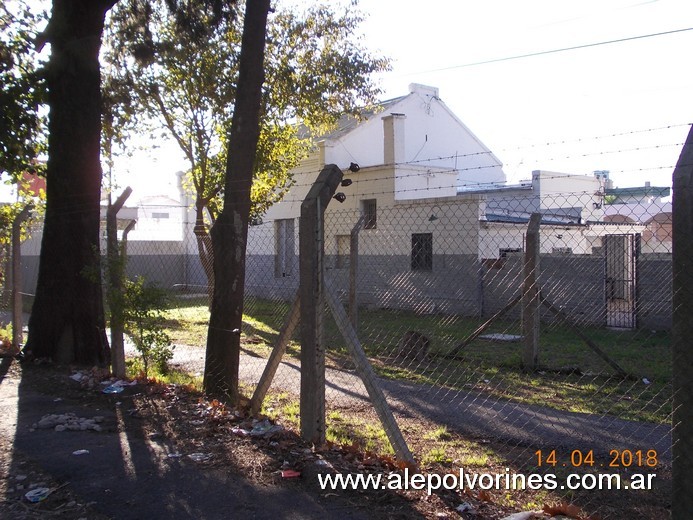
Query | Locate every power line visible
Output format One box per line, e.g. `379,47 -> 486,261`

412,27 -> 693,74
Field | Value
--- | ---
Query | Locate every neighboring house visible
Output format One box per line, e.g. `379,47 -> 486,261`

259,83 -> 505,221
603,182 -> 672,254
245,84 -> 673,329
128,195 -> 184,242
247,83 -> 505,311
471,170 -> 650,259
19,178 -> 197,294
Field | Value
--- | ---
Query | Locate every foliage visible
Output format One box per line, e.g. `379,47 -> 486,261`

0,182 -> 45,295
0,0 -> 46,285
105,0 -> 389,223
101,69 -> 137,194
0,322 -> 12,343
122,276 -> 174,378
0,0 -> 47,181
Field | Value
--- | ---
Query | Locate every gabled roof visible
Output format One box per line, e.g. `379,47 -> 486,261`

319,95 -> 406,141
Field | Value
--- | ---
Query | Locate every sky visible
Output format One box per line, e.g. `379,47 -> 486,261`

116,0 -> 693,198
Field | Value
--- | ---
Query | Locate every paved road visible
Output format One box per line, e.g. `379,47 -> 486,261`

163,343 -> 672,460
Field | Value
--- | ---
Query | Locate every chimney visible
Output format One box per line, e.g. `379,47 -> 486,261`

409,83 -> 439,98
382,113 -> 406,165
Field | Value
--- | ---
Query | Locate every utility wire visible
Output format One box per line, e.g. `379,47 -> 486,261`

414,27 -> 693,74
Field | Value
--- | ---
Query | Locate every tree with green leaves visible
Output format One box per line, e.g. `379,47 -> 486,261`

105,0 -> 389,294
0,0 -> 46,182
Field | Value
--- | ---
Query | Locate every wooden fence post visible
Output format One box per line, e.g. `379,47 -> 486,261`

672,124 -> 693,519
522,213 -> 541,371
299,164 -> 343,445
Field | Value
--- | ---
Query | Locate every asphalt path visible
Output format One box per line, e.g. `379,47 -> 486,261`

0,358 -> 377,520
163,343 -> 672,460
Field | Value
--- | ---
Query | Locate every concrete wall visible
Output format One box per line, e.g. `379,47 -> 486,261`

637,254 -> 672,330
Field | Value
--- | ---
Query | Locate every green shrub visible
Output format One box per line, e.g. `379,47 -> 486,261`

123,277 -> 173,378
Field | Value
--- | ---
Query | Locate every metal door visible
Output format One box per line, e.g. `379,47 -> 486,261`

604,234 -> 639,328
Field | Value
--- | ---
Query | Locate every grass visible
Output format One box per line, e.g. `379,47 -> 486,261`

260,393 -> 394,454
261,391 -> 300,427
424,426 -> 453,441
161,294 -> 671,423
325,414 -> 394,455
125,358 -> 203,390
422,447 -> 451,465
162,295 -> 299,355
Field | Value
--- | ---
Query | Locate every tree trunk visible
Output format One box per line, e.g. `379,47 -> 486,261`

204,0 -> 271,401
24,0 -> 117,365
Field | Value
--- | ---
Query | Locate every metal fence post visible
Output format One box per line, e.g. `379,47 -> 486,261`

299,164 -> 343,445
672,124 -> 693,519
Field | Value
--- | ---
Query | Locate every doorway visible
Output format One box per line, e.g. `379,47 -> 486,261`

604,234 -> 639,328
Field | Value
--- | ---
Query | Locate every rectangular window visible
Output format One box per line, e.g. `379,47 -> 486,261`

274,219 -> 295,277
411,233 -> 433,271
336,235 -> 350,269
552,247 -> 573,254
362,199 -> 377,229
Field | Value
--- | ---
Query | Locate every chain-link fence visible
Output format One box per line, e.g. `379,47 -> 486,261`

1,169 -> 677,518
314,190 -> 670,518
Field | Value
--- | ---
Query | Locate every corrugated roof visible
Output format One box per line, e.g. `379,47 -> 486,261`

605,185 -> 670,198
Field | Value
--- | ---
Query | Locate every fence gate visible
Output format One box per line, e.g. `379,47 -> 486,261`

604,233 -> 639,328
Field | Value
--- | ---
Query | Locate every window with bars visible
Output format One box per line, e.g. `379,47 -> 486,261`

411,233 -> 433,271
362,199 -> 377,229
274,219 -> 295,277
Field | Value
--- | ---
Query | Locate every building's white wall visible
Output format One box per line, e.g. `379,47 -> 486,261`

129,196 -> 184,242
261,151 -> 323,222
478,220 -> 647,260
394,165 -> 458,200
533,170 -> 605,222
324,84 -> 506,195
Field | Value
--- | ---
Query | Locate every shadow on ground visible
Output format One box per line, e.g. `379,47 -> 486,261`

0,358 -> 424,519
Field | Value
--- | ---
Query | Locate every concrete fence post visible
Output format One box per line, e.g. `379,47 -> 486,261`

522,213 -> 541,371
672,124 -> 693,519
11,205 -> 32,349
299,164 -> 343,445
